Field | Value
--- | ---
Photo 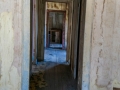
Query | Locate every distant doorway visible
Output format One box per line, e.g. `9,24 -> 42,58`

44,2 -> 67,63
46,10 -> 66,49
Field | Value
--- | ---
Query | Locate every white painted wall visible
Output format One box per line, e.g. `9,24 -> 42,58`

0,0 -> 22,90
89,0 -> 120,90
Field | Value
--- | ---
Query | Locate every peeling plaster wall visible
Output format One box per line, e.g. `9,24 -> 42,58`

21,0 -> 30,89
112,0 -> 120,88
46,2 -> 68,48
0,0 -> 22,90
90,0 -> 120,90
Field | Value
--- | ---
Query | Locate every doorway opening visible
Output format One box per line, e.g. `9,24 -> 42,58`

44,2 -> 68,63
28,0 -> 86,90
46,11 -> 65,49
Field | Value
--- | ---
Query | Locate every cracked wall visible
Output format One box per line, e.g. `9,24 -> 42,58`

0,0 -> 22,90
112,0 -> 120,88
90,0 -> 120,90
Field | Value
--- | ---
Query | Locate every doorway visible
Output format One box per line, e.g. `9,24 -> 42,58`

22,0 -> 90,90
46,11 -> 65,49
44,2 -> 68,63
30,1 -> 78,90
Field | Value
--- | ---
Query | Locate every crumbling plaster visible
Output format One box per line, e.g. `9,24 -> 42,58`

1,0 -> 120,90
21,0 -> 30,90
0,0 -> 22,90
89,0 -> 120,90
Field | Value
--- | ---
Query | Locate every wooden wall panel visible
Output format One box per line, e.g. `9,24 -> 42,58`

66,1 -> 73,63
77,0 -> 86,89
37,0 -> 45,61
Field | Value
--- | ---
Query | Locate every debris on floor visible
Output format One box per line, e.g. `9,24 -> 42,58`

30,71 -> 48,90
30,63 -> 48,90
30,62 -> 77,90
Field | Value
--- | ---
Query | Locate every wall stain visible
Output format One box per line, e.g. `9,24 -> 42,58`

0,12 -> 21,90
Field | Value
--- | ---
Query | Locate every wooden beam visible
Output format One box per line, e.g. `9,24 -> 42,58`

37,0 -> 45,62
77,0 -> 87,89
70,0 -> 80,79
66,1 -> 73,63
46,0 -> 71,3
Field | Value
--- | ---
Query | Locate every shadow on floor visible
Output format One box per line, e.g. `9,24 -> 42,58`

30,62 -> 77,90
114,88 -> 120,90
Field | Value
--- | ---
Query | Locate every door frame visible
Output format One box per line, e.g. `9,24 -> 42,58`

21,0 -> 94,90
21,0 -> 31,90
77,0 -> 94,90
46,10 -> 66,49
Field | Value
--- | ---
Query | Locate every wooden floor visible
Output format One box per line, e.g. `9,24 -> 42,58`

31,62 -> 77,90
43,63 -> 77,90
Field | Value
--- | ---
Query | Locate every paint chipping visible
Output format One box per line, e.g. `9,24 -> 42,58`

99,49 -> 103,57
0,12 -> 20,90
